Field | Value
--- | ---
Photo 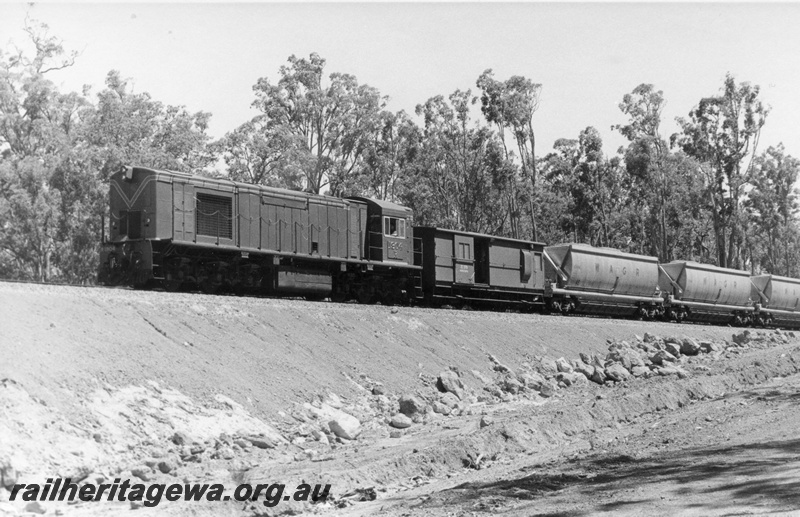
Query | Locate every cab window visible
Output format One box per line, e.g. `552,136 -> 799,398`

383,217 -> 406,238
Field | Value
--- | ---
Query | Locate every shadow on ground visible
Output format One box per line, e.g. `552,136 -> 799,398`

414,438 -> 800,516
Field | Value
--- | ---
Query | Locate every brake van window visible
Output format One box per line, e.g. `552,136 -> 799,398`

383,217 -> 405,237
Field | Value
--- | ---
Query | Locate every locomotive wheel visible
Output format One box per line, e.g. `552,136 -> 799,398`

330,290 -> 349,303
356,286 -> 375,304
162,278 -> 182,292
199,280 -> 220,295
380,285 -> 404,306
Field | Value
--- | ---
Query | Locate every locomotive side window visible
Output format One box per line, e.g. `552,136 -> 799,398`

383,217 -> 406,238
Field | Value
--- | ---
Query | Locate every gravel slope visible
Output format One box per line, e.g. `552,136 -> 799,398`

2,281 -> 795,517
0,282 -> 739,419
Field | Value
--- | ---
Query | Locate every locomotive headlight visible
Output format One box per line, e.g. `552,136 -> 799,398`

145,217 -> 151,226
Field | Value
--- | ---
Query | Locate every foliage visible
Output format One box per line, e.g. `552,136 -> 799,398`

212,117 -> 305,189
398,90 -> 514,235
82,70 -> 215,180
249,53 -> 384,195
476,69 -> 542,239
673,73 -> 769,268
615,84 -> 710,262
0,22 -> 215,282
352,110 -> 419,200
745,144 -> 800,276
538,128 -> 633,248
1,23 -> 799,283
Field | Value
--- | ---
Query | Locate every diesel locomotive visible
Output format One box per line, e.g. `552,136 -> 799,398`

98,165 -> 800,329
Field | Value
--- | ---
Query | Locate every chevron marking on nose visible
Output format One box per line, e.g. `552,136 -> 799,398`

110,176 -> 156,209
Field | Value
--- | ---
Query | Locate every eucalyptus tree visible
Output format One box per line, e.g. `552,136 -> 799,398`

213,118 -> 305,190
250,53 -> 384,196
0,20 -> 85,281
673,74 -> 768,268
401,90 -> 512,235
354,110 -> 420,201
615,83 -> 708,262
745,144 -> 800,275
476,69 -> 542,239
82,70 -> 215,180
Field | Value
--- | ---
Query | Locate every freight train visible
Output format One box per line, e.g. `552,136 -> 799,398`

98,166 -> 800,329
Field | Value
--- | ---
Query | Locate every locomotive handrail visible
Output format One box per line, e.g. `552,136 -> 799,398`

327,227 -> 341,258
195,208 -> 234,219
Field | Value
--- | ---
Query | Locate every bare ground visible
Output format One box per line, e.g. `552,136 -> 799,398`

1,281 -> 799,516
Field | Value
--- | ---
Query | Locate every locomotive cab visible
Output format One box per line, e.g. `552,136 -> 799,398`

349,197 -> 414,266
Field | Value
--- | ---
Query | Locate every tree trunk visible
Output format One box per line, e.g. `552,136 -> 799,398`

710,191 -> 727,267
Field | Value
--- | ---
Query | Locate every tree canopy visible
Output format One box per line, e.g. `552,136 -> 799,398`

2,24 -> 799,283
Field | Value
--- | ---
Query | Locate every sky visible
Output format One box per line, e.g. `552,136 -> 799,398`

1,2 -> 799,160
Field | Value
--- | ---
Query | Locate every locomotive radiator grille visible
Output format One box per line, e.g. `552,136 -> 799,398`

196,193 -> 233,239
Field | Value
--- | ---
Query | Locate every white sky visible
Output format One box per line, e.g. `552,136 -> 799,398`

1,2 -> 799,160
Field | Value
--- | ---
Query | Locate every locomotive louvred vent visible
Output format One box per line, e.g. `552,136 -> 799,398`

196,193 -> 233,239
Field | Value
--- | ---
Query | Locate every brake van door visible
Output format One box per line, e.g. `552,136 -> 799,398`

453,234 -> 475,284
